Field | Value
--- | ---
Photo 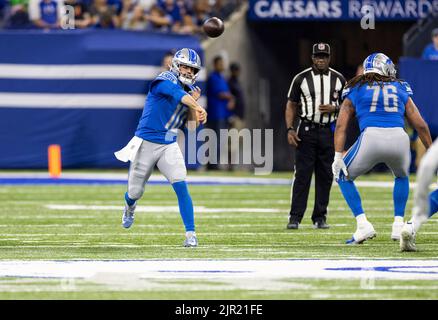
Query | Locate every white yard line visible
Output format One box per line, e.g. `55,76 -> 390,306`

0,260 -> 438,282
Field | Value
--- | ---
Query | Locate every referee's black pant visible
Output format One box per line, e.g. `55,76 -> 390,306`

289,121 -> 334,224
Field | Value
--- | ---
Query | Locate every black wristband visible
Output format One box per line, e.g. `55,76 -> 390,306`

287,126 -> 295,133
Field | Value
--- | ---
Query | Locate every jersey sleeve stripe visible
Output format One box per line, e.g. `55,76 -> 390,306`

165,104 -> 183,129
287,68 -> 311,98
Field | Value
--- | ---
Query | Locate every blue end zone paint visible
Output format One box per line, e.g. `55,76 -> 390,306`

0,178 -> 291,186
326,266 -> 438,274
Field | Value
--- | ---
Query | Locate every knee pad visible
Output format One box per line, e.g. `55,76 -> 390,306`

128,184 -> 145,200
168,166 -> 187,184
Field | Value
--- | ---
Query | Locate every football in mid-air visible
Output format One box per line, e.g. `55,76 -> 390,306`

202,17 -> 225,38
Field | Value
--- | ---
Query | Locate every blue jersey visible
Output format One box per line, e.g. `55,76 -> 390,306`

40,0 -> 59,24
422,43 -> 438,60
207,71 -> 232,121
342,80 -> 413,132
135,71 -> 191,144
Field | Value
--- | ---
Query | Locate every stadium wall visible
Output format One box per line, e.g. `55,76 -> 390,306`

0,30 -> 204,169
399,57 -> 438,139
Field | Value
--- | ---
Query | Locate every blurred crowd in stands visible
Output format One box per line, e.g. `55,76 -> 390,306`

422,28 -> 438,60
0,0 -> 242,34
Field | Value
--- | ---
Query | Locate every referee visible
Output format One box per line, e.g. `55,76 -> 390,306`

285,43 -> 346,229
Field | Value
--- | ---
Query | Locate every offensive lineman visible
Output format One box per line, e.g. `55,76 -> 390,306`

400,138 -> 438,252
332,53 -> 432,244
114,48 -> 207,247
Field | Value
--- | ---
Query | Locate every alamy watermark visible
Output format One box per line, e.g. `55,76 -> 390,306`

60,5 -> 75,30
360,5 -> 376,30
165,122 -> 274,175
60,277 -> 77,291
359,267 -> 376,290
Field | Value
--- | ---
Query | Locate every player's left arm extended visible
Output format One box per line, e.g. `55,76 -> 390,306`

334,98 -> 355,153
405,97 -> 432,149
332,98 -> 354,180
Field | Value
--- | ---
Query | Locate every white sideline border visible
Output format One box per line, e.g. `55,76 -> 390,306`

1,260 -> 438,281
1,172 -> 436,188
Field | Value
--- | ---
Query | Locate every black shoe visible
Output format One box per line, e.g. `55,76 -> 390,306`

287,222 -> 299,229
313,221 -> 330,229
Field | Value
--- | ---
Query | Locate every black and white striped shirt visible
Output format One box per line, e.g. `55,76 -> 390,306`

287,66 -> 346,124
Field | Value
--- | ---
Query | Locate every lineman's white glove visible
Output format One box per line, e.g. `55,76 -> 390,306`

332,152 -> 348,181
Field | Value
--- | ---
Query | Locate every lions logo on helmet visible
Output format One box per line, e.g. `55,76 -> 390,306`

363,53 -> 396,78
170,48 -> 202,86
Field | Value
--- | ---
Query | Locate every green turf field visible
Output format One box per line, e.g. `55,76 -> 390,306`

0,173 -> 437,299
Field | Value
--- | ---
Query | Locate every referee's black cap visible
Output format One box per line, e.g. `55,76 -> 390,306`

312,43 -> 330,56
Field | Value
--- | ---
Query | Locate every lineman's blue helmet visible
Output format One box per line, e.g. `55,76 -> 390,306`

363,53 -> 396,77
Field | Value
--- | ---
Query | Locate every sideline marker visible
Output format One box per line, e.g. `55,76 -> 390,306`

48,144 -> 62,178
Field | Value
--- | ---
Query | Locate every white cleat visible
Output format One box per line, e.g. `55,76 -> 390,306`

400,222 -> 417,252
346,221 -> 376,245
391,220 -> 405,241
183,232 -> 198,247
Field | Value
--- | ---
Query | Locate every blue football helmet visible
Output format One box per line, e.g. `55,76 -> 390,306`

363,53 -> 396,77
170,48 -> 202,86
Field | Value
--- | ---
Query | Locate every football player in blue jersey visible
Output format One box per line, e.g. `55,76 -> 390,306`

115,48 -> 207,247
401,138 -> 438,251
332,53 -> 432,245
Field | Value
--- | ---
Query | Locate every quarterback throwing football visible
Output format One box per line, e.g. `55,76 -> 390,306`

115,48 -> 207,247
332,53 -> 432,244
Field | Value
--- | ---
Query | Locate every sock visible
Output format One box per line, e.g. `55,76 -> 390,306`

394,216 -> 404,223
429,189 -> 438,218
172,181 -> 195,232
356,213 -> 368,224
125,192 -> 136,207
186,231 -> 196,237
411,215 -> 427,233
338,180 -> 365,217
393,176 -> 409,218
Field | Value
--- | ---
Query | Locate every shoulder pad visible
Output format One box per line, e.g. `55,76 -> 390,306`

341,87 -> 352,100
400,81 -> 413,96
155,71 -> 178,84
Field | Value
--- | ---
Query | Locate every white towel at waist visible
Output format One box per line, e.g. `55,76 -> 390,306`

114,136 -> 143,162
